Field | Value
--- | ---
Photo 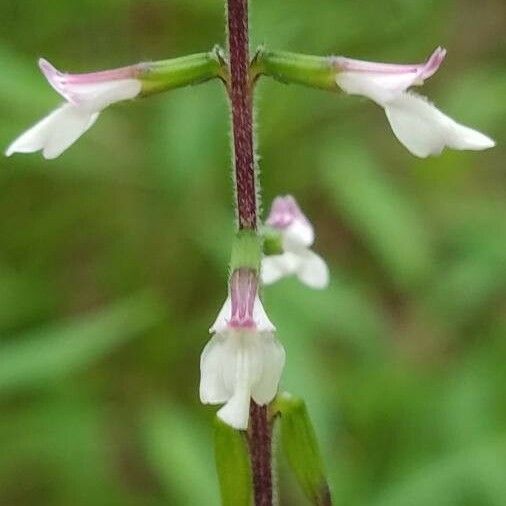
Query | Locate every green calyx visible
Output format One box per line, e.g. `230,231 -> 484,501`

139,47 -> 227,95
138,47 -> 340,101
214,417 -> 252,506
262,226 -> 283,256
230,230 -> 263,272
273,392 -> 332,505
252,48 -> 338,91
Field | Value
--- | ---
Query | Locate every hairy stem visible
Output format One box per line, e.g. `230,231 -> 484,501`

227,0 -> 257,230
247,402 -> 273,506
227,0 -> 272,504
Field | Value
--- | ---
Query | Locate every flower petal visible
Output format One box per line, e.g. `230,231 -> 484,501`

283,219 -> 315,250
384,93 -> 495,157
444,121 -> 497,151
262,253 -> 300,285
252,296 -> 276,332
335,47 -> 446,106
216,337 -> 254,430
39,58 -> 141,111
334,47 -> 446,77
67,79 -> 141,111
209,296 -> 232,334
261,256 -> 285,285
200,329 -> 283,429
217,387 -> 251,430
6,104 -> 99,159
336,71 -> 420,105
199,334 -> 231,404
251,333 -> 285,405
296,251 -> 330,289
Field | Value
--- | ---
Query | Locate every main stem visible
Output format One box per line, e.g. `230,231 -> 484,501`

247,403 -> 273,506
227,0 -> 257,231
227,0 -> 273,505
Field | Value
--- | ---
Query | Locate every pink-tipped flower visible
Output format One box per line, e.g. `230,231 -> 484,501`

200,269 -> 285,430
262,195 -> 329,289
6,58 -> 142,159
334,47 -> 495,157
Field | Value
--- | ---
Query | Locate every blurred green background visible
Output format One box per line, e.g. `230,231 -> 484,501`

0,0 -> 504,505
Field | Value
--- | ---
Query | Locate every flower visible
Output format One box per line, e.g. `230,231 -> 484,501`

200,269 -> 285,430
6,58 -> 142,159
262,195 -> 329,289
333,47 -> 495,157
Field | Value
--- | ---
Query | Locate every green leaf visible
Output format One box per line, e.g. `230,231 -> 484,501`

214,418 -> 252,506
274,392 -> 331,505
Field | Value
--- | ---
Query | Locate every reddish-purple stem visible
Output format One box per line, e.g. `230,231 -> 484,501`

227,0 -> 257,230
227,0 -> 272,504
247,402 -> 273,506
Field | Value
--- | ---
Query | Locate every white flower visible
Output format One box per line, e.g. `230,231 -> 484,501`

200,269 -> 285,430
334,47 -> 495,157
262,195 -> 329,289
6,58 -> 142,159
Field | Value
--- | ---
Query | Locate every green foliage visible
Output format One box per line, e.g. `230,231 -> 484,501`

0,1 -> 504,505
214,418 -> 252,506
274,392 -> 331,505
